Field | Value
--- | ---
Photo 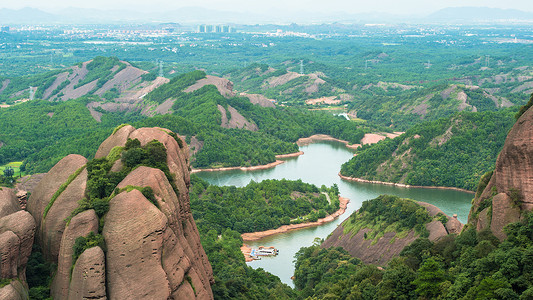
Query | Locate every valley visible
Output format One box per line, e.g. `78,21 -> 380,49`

0,18 -> 532,300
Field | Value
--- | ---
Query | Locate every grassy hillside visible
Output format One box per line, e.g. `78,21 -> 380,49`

0,63 -> 374,173
340,108 -> 517,190
0,56 -> 149,103
226,61 -> 532,129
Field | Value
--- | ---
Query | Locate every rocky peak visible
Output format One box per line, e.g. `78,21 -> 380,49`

469,104 -> 533,240
25,125 -> 213,299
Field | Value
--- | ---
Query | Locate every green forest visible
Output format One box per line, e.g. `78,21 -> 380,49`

293,213 -> 533,299
189,176 -> 338,300
190,176 -> 340,234
0,67 -> 371,174
340,109 -> 517,191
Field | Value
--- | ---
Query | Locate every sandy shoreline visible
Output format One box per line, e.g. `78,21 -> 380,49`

275,151 -> 304,159
296,133 -> 403,150
191,160 -> 285,173
296,134 -> 361,149
192,132 -> 404,174
191,152 -> 304,173
339,174 -> 475,194
241,196 -> 350,242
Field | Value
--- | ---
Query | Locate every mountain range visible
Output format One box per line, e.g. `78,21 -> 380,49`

0,6 -> 532,24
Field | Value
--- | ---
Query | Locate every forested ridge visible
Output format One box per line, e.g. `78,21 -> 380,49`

340,108 -> 517,191
293,213 -> 533,299
0,67 -> 371,174
190,176 -> 340,234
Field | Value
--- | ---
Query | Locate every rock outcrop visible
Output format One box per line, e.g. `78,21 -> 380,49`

25,125 -> 213,299
469,105 -> 533,240
68,246 -> 106,300
0,188 -> 36,299
322,200 -> 461,265
51,209 -> 99,300
26,154 -> 87,262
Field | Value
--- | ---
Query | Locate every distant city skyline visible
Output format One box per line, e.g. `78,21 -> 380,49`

1,0 -> 532,15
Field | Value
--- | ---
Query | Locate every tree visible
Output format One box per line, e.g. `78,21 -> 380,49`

3,166 -> 14,178
412,257 -> 447,299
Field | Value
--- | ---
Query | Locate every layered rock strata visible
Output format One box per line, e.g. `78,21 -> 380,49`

26,125 -> 213,299
469,106 -> 533,240
0,188 -> 36,299
322,201 -> 462,265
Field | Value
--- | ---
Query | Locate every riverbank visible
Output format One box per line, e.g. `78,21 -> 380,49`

296,134 -> 360,149
191,152 -> 304,173
241,244 -> 254,262
241,196 -> 350,242
296,133 -> 403,150
339,174 -> 475,194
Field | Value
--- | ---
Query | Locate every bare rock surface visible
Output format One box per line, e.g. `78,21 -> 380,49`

0,188 -> 20,217
26,126 -> 213,299
51,210 -> 99,300
0,211 -> 36,276
0,230 -> 19,278
0,280 -> 27,300
426,220 -> 448,242
490,193 -> 521,241
41,167 -> 87,262
240,93 -> 276,108
26,154 -> 87,232
68,246 -> 107,300
0,193 -> 35,299
469,105 -> 533,239
185,75 -> 235,97
103,189 -> 171,299
94,125 -> 135,159
322,227 -> 418,265
323,200 -> 461,264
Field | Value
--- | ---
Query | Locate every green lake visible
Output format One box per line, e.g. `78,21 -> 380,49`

196,141 -> 473,287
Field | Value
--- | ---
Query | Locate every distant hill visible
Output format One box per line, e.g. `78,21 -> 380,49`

427,7 -> 533,22
1,6 -> 532,24
0,7 -> 56,24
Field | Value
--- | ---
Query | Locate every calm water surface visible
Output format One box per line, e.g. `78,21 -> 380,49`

196,141 -> 473,287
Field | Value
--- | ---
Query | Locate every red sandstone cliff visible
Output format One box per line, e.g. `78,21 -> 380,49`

469,105 -> 533,240
26,126 -> 214,300
322,201 -> 462,265
0,188 -> 36,299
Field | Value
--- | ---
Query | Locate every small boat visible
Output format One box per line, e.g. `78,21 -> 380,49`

253,246 -> 279,256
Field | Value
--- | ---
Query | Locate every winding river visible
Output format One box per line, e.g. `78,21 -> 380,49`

196,141 -> 474,287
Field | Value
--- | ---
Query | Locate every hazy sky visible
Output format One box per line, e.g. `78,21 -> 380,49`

1,0 -> 532,15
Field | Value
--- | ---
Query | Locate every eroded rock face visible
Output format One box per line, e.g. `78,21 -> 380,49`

41,167 -> 88,262
26,154 -> 87,259
68,246 -> 106,300
322,227 -> 418,265
51,210 -> 99,300
0,188 -> 20,216
94,125 -> 136,159
0,188 -> 35,299
469,106 -> 533,239
26,126 -> 213,299
0,280 -> 28,300
116,166 -> 213,299
103,189 -> 171,299
322,201 -> 461,264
